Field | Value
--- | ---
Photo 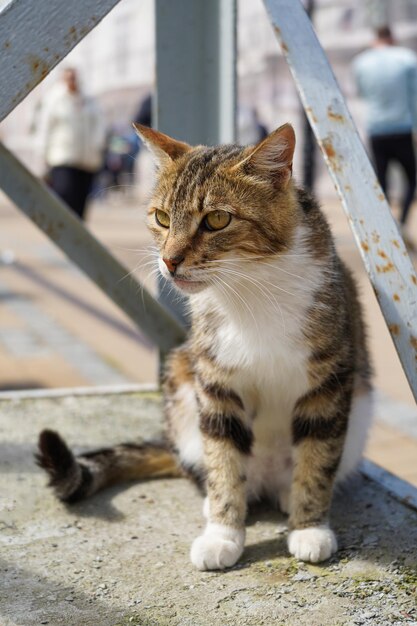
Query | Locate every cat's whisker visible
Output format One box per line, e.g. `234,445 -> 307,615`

118,262 -> 146,284
216,274 -> 263,349
216,267 -> 287,334
208,257 -> 316,287
217,266 -> 297,299
209,275 -> 246,345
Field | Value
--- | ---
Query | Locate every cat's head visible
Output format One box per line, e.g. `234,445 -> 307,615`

135,123 -> 297,295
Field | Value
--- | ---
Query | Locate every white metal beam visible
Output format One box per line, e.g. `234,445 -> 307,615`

0,142 -> 186,352
0,0 -> 122,122
264,0 -> 417,402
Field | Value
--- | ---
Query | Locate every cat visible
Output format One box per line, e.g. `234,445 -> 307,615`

37,122 -> 373,570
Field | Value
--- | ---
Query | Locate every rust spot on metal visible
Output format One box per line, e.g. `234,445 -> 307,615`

26,54 -> 49,83
377,249 -> 388,259
376,261 -> 395,273
322,138 -> 342,172
393,293 -> 400,302
345,184 -> 351,192
392,240 -> 400,249
380,262 -> 395,273
327,107 -> 344,123
323,140 -> 336,159
359,219 -> 364,225
388,324 -> 400,335
378,193 -> 385,201
43,47 -> 49,53
64,25 -> 78,45
305,107 -> 317,123
281,41 -> 289,53
4,40 -> 10,49
411,336 -> 417,351
412,275 -> 417,285
361,241 -> 369,252
372,231 -> 380,244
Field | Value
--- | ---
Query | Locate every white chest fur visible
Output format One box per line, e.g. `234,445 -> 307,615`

191,232 -> 326,502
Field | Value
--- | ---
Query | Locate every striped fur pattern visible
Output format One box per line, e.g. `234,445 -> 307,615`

37,123 -> 373,570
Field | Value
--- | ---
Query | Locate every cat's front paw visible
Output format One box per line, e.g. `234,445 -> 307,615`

288,525 -> 337,563
190,523 -> 245,571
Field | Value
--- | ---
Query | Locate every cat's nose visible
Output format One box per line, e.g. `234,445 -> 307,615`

163,255 -> 184,275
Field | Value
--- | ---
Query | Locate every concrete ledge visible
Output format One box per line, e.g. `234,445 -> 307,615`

1,392 -> 416,626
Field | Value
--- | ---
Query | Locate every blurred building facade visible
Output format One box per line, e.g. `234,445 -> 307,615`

2,0 -> 417,193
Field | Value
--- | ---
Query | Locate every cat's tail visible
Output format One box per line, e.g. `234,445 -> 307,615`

36,429 -> 183,503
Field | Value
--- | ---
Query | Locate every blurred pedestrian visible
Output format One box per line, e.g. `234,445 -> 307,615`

103,124 -> 140,192
39,67 -> 106,220
134,93 -> 152,128
353,26 -> 417,235
238,106 -> 268,145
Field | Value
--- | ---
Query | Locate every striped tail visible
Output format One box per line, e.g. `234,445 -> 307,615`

36,429 -> 183,503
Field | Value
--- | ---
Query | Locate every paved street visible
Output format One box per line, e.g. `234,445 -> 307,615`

0,187 -> 158,390
0,183 -> 417,484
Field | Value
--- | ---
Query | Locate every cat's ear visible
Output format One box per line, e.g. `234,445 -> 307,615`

133,123 -> 191,166
233,123 -> 295,188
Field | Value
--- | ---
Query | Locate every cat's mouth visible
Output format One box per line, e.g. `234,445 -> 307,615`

172,276 -> 207,294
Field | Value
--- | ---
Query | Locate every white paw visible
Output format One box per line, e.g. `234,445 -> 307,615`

202,497 -> 210,520
288,526 -> 337,563
190,523 -> 245,571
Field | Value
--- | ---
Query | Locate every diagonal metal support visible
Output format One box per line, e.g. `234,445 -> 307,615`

0,0 -> 122,122
264,0 -> 417,402
0,142 -> 186,352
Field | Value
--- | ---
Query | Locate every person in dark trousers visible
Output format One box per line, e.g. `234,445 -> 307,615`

39,68 -> 106,220
353,26 -> 417,238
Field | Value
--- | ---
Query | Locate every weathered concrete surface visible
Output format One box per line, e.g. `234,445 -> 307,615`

0,392 -> 416,626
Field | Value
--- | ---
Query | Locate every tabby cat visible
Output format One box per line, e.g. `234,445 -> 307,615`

37,123 -> 373,570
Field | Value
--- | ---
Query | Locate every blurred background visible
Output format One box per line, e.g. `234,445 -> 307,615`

1,0 -> 417,483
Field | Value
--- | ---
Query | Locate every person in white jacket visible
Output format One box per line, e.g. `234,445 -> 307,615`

40,67 -> 106,219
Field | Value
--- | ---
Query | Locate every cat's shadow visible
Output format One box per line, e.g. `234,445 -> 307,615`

65,483 -> 133,522
216,473 -> 416,572
63,472 -> 416,575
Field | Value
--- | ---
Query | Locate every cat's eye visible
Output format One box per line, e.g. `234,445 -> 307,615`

155,209 -> 170,228
203,210 -> 231,231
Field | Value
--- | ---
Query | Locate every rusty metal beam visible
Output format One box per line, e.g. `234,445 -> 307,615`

263,0 -> 417,402
0,142 -> 186,352
0,0 -> 122,122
